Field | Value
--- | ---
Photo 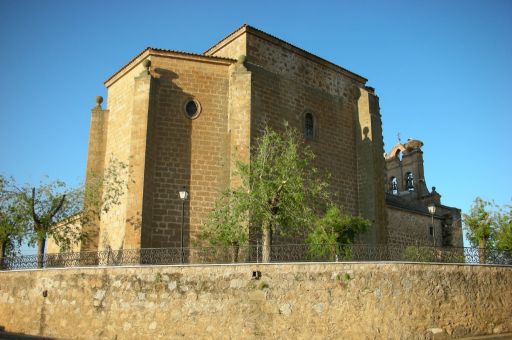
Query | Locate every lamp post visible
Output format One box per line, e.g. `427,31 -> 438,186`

428,203 -> 436,247
178,187 -> 189,264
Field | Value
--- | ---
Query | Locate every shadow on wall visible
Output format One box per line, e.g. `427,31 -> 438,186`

139,67 -> 193,250
0,326 -> 55,340
354,86 -> 387,245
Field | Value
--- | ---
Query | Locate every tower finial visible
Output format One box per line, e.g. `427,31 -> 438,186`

142,59 -> 151,75
237,54 -> 246,64
95,96 -> 103,109
397,132 -> 401,144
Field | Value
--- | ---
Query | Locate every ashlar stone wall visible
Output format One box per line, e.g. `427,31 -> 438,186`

206,25 -> 388,242
144,55 -> 231,249
387,206 -> 445,247
1,263 -> 511,339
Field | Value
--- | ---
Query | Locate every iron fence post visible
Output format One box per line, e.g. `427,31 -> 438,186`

256,240 -> 259,263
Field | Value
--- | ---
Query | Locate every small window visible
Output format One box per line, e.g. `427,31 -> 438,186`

183,98 -> 201,119
304,113 -> 314,139
406,172 -> 414,191
390,177 -> 398,195
395,149 -> 402,161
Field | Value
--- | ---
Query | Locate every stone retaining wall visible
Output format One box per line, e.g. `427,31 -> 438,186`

1,263 -> 511,339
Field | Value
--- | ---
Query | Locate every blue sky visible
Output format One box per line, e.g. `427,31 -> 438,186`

0,0 -> 511,251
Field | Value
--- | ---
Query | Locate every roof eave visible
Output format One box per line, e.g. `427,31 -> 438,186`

204,24 -> 368,84
104,48 -> 236,88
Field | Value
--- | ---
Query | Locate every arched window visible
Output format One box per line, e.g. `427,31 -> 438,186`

390,177 -> 398,195
406,172 -> 414,191
395,149 -> 402,161
304,113 -> 314,139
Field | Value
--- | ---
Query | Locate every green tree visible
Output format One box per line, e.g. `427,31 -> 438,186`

495,203 -> 512,251
200,191 -> 250,262
79,156 -> 131,239
462,197 -> 512,263
20,179 -> 82,264
306,205 -> 370,260
202,124 -> 367,262
246,125 -> 330,262
463,197 -> 495,251
1,156 -> 129,266
0,176 -> 29,260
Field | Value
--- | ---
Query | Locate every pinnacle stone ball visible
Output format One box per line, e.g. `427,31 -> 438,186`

237,54 -> 246,64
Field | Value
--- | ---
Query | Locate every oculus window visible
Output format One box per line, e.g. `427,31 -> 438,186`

183,98 -> 201,119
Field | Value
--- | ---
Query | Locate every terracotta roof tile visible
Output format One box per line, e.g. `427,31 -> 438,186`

104,25 -> 367,87
149,47 -> 236,62
103,47 -> 236,86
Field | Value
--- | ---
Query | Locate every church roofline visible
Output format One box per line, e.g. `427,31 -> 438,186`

204,24 -> 368,84
104,47 -> 236,87
386,194 -> 461,216
203,23 -> 249,55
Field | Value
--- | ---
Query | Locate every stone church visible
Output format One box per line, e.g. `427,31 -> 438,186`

384,139 -> 462,247
51,25 -> 462,253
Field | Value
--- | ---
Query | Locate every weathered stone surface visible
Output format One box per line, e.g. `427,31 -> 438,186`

0,263 -> 511,339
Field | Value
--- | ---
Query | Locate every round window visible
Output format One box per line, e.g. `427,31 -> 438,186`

183,98 -> 201,119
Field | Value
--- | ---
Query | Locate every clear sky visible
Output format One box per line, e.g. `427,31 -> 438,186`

0,0 -> 511,251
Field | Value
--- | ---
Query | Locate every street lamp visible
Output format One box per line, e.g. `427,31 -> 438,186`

428,203 -> 436,247
178,187 -> 189,264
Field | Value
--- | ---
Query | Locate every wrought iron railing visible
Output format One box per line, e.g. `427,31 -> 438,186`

1,244 -> 511,271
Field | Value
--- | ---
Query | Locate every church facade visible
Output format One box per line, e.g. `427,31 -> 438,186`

384,139 -> 463,248
63,24 -> 460,253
